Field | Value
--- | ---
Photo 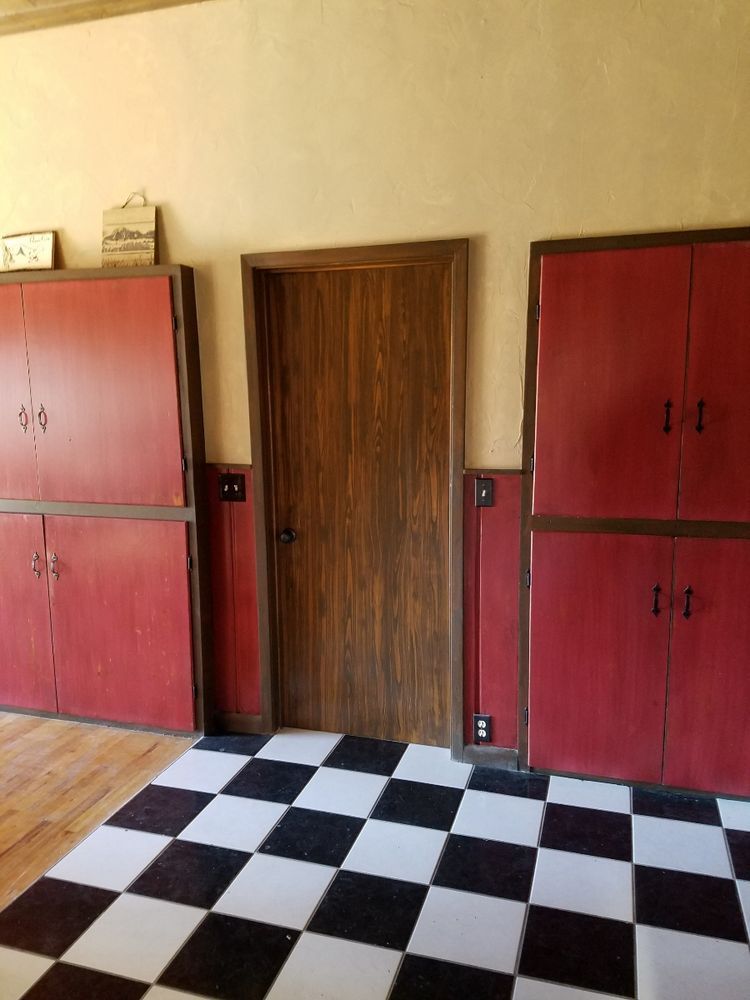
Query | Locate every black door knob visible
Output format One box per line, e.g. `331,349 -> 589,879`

279,528 -> 297,544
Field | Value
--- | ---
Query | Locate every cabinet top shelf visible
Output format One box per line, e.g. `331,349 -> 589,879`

0,264 -> 191,287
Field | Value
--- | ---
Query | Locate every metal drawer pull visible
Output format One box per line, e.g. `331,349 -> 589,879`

50,552 -> 59,580
696,399 -> 705,434
18,405 -> 29,433
662,400 -> 672,434
38,404 -> 48,432
651,583 -> 662,616
31,552 -> 41,578
682,585 -> 693,619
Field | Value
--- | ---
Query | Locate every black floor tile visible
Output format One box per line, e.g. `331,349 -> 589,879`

726,828 -> 750,881
23,963 -> 148,1000
390,954 -> 514,999
308,870 -> 427,950
635,865 -> 747,942
632,787 -> 720,826
193,734 -> 272,756
322,735 -> 408,776
259,807 -> 365,866
371,778 -> 464,830
541,803 -> 632,861
221,758 -> 316,804
128,840 -> 250,909
0,878 -> 116,958
159,912 -> 298,1000
105,784 -> 214,837
433,834 -> 537,902
469,766 -> 549,800
519,904 -> 635,997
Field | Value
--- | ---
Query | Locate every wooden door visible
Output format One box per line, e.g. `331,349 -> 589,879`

252,245 -> 465,745
46,516 -> 194,730
528,532 -> 673,783
0,284 -> 38,500
679,242 -> 750,522
533,246 -> 691,519
663,538 -> 750,796
22,277 -> 185,506
0,514 -> 56,712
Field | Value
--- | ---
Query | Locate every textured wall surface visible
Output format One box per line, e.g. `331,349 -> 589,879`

0,0 -> 748,466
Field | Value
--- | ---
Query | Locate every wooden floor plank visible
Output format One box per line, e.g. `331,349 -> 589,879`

0,712 -> 190,909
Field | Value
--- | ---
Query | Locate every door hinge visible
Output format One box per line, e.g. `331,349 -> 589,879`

524,706 -> 529,726
181,456 -> 188,472
193,683 -> 198,700
530,453 -> 534,473
172,315 -> 179,333
525,568 -> 531,588
535,301 -> 541,321
187,554 -> 193,571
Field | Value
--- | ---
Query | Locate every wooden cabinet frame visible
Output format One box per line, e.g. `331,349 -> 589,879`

520,224 -> 750,779
0,265 -> 212,734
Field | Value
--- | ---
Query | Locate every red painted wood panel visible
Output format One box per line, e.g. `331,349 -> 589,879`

0,514 -> 56,712
47,516 -> 194,730
679,242 -> 750,522
529,532 -> 673,783
664,538 -> 750,796
22,278 -> 185,506
207,466 -> 261,716
0,284 -> 38,500
463,477 -> 480,745
533,246 -> 691,519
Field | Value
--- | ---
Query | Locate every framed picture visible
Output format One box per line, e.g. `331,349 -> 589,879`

1,231 -> 55,272
102,200 -> 157,268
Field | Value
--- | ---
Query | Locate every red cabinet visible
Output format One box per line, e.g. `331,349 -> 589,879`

0,514 -> 56,712
0,285 -> 38,500
528,532 -> 673,783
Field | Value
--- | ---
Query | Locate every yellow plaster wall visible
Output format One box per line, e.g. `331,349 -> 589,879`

0,0 -> 748,467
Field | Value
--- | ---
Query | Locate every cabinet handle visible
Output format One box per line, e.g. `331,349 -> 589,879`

651,583 -> 662,616
38,404 -> 48,433
31,551 -> 41,578
682,585 -> 693,619
695,399 -> 705,434
662,400 -> 672,434
50,552 -> 59,580
18,405 -> 29,433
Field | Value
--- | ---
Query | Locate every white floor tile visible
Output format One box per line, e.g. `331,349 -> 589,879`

214,854 -> 335,929
514,978 -> 625,999
392,744 -> 472,788
407,885 -> 525,973
254,728 -> 342,766
718,798 -> 750,832
632,814 -> 732,877
0,946 -> 53,1000
151,748 -> 249,793
452,789 -> 544,846
342,818 -> 447,884
62,893 -> 204,982
293,767 -> 388,818
547,775 -> 631,813
530,847 -> 633,921
144,988 -> 209,1000
636,925 -> 750,1000
47,825 -> 170,891
265,932 -> 398,1000
177,794 -> 287,852
737,880 -> 750,938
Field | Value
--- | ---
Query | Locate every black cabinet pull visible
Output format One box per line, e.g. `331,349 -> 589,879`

651,583 -> 662,616
663,400 -> 672,434
696,399 -> 705,434
682,586 -> 693,619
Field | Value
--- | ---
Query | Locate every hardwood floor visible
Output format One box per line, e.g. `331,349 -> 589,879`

0,712 -> 190,909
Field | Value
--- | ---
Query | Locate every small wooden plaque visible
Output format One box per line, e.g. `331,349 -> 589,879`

102,204 -> 157,268
1,231 -> 55,272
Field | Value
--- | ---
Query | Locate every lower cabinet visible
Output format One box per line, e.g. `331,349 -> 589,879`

0,513 -> 194,731
530,531 -> 750,795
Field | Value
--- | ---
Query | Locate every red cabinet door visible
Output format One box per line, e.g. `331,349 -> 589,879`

22,278 -> 185,506
46,516 -> 194,730
533,246 -> 691,519
663,538 -> 750,796
0,285 -> 38,499
0,514 -> 56,712
679,243 -> 750,522
529,532 -> 673,783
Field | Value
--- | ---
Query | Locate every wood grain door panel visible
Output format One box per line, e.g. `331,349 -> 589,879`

0,514 -> 56,712
528,531 -> 673,783
0,284 -> 38,499
262,260 -> 454,745
533,246 -> 691,519
663,538 -> 750,796
22,277 -> 185,506
46,516 -> 194,730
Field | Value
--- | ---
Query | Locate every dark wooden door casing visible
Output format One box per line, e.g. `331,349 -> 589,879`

242,240 -> 468,752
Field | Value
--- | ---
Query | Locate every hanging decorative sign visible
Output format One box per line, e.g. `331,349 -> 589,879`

102,192 -> 157,268
0,231 -> 55,272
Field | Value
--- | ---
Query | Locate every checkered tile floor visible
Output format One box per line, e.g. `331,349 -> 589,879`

1,730 -> 750,999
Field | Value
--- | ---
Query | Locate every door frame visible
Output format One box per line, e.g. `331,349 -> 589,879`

241,239 -> 469,755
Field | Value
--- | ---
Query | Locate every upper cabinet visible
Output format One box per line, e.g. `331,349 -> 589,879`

0,285 -> 39,500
